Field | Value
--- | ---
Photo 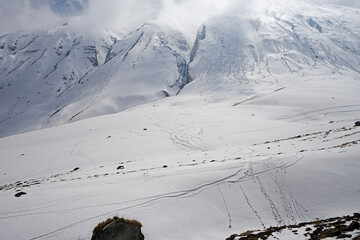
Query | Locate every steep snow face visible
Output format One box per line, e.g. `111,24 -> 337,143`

0,23 -> 190,137
184,2 -> 360,99
0,24 -> 112,136
0,24 -> 108,136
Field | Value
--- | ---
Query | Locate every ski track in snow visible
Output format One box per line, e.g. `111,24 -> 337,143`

277,105 -> 360,122
0,153 -> 306,239
1,96 -> 359,239
219,186 -> 232,229
239,183 -> 266,229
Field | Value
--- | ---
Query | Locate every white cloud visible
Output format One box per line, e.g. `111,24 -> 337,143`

75,0 -> 161,31
156,0 -> 241,38
0,0 -> 260,36
0,0 -> 61,35
310,0 -> 360,7
0,0 -> 359,36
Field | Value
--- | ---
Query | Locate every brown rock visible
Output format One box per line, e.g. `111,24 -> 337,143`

92,217 -> 144,240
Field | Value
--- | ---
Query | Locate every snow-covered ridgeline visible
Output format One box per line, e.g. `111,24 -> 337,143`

0,22 -> 190,137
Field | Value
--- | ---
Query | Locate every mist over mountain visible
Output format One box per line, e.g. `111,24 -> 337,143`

2,0 -> 359,36
34,0 -> 89,16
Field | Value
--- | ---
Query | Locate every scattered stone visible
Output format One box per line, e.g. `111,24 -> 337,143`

227,212 -> 360,240
143,128 -> 147,131
107,136 -> 111,139
348,221 -> 360,231
117,165 -> 124,170
355,121 -> 360,127
15,192 -> 27,198
163,165 -> 168,168
72,167 -> 80,172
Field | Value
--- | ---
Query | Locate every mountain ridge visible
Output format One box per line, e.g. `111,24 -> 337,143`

0,1 -> 360,138
0,21 -> 191,137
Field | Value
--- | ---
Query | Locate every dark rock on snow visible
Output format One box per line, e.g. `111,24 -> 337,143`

92,217 -> 144,240
15,192 -> 27,197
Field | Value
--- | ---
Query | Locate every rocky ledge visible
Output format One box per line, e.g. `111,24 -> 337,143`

227,212 -> 360,240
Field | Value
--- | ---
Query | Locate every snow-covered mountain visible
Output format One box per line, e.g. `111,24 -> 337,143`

1,1 -> 359,137
184,1 -> 360,97
0,1 -> 360,240
0,22 -> 190,137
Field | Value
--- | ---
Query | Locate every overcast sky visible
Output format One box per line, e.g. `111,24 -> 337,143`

0,0 -> 359,36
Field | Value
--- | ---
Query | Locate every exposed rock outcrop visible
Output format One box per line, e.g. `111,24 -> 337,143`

92,217 -> 144,240
227,212 -> 360,240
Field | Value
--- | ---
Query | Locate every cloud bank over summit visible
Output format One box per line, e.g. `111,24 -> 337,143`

0,0 -> 60,35
0,0 -> 359,36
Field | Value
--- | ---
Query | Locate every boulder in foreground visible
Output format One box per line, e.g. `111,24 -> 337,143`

91,217 -> 144,240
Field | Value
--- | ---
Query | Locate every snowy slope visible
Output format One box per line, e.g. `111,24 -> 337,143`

0,22 -> 190,137
184,1 -> 360,100
0,1 -> 360,240
0,72 -> 359,240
